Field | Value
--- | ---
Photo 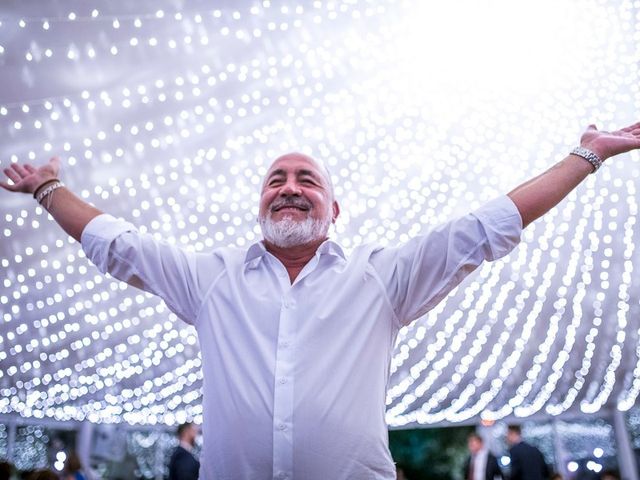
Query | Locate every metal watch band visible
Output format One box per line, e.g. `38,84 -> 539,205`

570,146 -> 603,173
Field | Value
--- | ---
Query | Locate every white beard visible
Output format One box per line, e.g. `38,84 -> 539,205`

259,213 -> 331,248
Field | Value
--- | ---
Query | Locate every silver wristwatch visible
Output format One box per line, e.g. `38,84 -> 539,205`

570,146 -> 603,173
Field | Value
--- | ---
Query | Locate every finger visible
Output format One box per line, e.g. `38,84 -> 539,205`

621,122 -> 640,133
11,163 -> 30,177
0,180 -> 19,192
49,156 -> 61,174
3,167 -> 21,183
24,164 -> 37,174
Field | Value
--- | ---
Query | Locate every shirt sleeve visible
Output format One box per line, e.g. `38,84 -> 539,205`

81,214 -> 215,325
370,195 -> 522,326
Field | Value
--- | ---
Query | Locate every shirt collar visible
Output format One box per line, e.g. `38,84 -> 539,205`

245,241 -> 267,265
316,239 -> 346,259
244,239 -> 346,268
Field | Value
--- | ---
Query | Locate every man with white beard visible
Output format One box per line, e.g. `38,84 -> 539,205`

258,153 -> 337,252
2,122 -> 640,479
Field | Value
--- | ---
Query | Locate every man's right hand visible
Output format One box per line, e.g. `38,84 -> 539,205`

1,156 -> 60,195
1,156 -> 102,242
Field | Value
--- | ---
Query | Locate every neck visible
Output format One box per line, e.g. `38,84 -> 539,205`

263,237 -> 327,282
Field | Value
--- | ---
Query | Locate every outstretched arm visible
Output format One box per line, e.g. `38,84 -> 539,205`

508,122 -> 640,228
1,156 -> 102,242
2,155 -> 210,324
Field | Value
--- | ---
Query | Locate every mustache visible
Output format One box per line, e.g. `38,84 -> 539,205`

270,197 -> 312,211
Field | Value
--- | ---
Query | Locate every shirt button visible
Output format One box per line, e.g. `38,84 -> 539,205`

279,377 -> 287,385
280,341 -> 289,348
279,423 -> 286,431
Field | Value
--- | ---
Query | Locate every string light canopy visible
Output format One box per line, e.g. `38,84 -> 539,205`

1,0 -> 639,428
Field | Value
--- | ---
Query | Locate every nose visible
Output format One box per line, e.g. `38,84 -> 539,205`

279,178 -> 302,196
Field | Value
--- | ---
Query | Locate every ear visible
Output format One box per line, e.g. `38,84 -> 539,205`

332,200 -> 340,223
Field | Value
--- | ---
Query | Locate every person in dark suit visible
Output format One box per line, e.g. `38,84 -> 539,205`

168,422 -> 200,480
506,425 -> 550,480
463,432 -> 504,480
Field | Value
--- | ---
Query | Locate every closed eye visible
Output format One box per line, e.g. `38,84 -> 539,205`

298,174 -> 322,186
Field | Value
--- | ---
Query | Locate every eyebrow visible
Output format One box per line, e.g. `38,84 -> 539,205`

297,169 -> 321,180
266,169 -> 286,180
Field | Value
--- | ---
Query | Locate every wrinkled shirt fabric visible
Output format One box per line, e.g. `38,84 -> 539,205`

81,195 -> 522,480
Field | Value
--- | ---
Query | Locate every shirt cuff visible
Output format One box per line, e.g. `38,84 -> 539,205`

81,214 -> 137,274
472,195 -> 523,261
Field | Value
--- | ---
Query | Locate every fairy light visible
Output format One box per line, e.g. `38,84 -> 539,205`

1,0 -> 640,428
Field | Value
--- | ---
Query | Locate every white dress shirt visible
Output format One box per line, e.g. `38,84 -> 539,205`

471,448 -> 489,480
81,195 -> 522,480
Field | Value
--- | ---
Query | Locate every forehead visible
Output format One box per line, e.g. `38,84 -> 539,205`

263,155 -> 335,195
265,154 -> 326,178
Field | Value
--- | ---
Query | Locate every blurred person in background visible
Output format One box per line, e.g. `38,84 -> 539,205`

506,425 -> 550,480
0,461 -> 14,480
599,470 -> 619,480
463,432 -> 503,480
395,464 -> 408,480
26,470 -> 58,480
168,422 -> 200,480
62,451 -> 86,480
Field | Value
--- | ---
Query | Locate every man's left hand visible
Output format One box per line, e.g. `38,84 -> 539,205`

580,121 -> 640,160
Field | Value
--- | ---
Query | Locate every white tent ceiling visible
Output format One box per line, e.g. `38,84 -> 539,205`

1,0 -> 639,428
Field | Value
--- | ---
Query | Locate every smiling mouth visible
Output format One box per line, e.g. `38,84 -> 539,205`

273,205 -> 309,212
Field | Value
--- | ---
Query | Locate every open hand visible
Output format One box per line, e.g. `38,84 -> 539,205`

1,156 -> 60,195
580,122 -> 640,161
